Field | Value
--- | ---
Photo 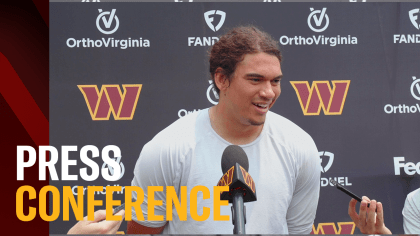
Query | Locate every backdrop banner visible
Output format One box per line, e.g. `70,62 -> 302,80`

50,2 -> 420,234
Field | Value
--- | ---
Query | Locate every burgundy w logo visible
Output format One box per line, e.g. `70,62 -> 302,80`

290,81 -> 350,115
78,84 -> 142,120
311,222 -> 355,234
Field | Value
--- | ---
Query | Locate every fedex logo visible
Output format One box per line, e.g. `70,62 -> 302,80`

311,222 -> 355,234
78,84 -> 142,120
290,80 -> 350,115
394,157 -> 420,175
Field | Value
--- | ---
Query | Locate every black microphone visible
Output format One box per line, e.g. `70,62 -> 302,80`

217,145 -> 257,234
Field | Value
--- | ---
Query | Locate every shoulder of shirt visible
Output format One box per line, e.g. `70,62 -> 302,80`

266,111 -> 314,144
406,188 -> 420,202
146,111 -> 199,151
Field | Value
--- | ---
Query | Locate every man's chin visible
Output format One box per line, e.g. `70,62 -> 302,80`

248,118 -> 265,126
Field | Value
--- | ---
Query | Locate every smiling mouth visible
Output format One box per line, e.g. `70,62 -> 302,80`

252,103 -> 269,109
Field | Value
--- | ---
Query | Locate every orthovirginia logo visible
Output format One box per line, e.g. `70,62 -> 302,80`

66,9 -> 150,49
290,80 -> 350,115
411,76 -> 420,100
102,156 -> 125,180
280,8 -> 357,46
78,84 -> 142,120
96,9 -> 119,34
207,80 -> 219,105
178,81 -> 217,118
311,222 -> 355,234
384,76 -> 420,114
188,10 -> 226,46
308,8 -> 329,32
394,9 -> 420,43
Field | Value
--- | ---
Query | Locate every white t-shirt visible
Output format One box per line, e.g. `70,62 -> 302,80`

403,188 -> 420,234
131,108 -> 320,234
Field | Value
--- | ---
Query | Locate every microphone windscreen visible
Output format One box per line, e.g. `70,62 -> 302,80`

221,145 -> 249,173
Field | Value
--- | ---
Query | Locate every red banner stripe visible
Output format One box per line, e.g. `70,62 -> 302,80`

0,52 -> 48,146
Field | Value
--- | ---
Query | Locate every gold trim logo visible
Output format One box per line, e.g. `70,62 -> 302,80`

78,84 -> 142,120
290,80 -> 350,115
311,222 -> 355,234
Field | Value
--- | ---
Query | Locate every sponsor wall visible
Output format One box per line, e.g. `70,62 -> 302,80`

50,2 -> 420,234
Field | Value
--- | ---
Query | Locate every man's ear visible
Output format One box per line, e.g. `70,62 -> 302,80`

214,68 -> 229,92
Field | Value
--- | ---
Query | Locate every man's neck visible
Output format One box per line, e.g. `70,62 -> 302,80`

209,106 -> 264,145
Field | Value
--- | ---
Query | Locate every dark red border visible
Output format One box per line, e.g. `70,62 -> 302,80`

0,1 -> 49,235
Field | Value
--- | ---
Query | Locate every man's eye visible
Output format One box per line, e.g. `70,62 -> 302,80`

272,79 -> 281,84
251,78 -> 261,82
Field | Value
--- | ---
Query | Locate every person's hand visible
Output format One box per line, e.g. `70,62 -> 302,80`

348,196 -> 392,234
67,209 -> 125,234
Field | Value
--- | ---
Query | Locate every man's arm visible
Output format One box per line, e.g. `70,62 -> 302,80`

403,188 -> 420,234
286,135 -> 320,234
127,221 -> 165,234
128,133 -> 187,234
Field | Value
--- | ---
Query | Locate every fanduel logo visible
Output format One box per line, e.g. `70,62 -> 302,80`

394,157 -> 420,175
319,151 -> 352,187
311,222 -> 356,234
409,9 -> 420,30
280,8 -> 357,47
393,9 -> 420,44
188,10 -> 226,46
78,84 -> 142,120
204,10 -> 226,32
319,151 -> 334,173
290,80 -> 350,115
66,9 -> 150,49
384,76 -> 420,114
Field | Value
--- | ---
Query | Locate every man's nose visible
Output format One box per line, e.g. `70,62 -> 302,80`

260,81 -> 276,99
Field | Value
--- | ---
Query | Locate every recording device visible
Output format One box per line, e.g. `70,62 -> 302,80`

112,197 -> 138,215
330,179 -> 372,208
113,203 -> 125,215
98,201 -> 127,222
217,145 -> 257,234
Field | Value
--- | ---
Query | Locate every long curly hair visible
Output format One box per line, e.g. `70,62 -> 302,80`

209,25 -> 282,94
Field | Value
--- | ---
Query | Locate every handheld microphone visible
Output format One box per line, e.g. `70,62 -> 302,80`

217,145 -> 257,234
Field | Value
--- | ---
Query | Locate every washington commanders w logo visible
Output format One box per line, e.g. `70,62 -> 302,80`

78,84 -> 142,120
311,222 -> 355,234
290,80 -> 350,115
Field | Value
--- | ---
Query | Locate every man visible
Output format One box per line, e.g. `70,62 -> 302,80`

128,26 -> 320,234
348,188 -> 420,234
